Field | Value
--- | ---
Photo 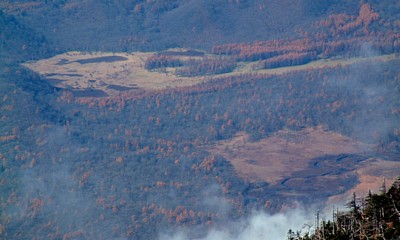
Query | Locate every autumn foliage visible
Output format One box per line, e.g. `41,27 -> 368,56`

1,2 -> 400,240
260,51 -> 317,69
213,3 -> 400,69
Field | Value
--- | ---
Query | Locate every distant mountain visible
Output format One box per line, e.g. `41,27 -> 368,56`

1,0 -> 387,52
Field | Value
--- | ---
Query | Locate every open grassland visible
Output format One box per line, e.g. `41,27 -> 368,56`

210,126 -> 400,199
22,50 -> 208,97
239,53 -> 398,75
23,50 -> 398,97
210,126 -> 369,184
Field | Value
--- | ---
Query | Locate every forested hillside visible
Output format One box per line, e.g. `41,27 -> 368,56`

0,10 -> 51,65
3,0 -> 398,51
1,59 -> 399,239
1,1 -> 400,239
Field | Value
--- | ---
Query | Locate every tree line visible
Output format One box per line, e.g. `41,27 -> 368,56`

290,177 -> 400,240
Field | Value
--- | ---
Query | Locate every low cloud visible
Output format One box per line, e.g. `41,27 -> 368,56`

160,209 -> 313,240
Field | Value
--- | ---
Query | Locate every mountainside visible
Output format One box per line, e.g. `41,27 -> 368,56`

1,1 -> 400,239
0,10 -> 51,65
1,0 -> 387,51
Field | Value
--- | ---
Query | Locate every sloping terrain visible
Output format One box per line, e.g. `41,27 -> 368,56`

0,10 -> 51,65
211,127 -> 400,200
0,0 -> 371,51
3,57 -> 400,239
23,51 -> 203,96
23,50 -> 396,97
211,127 -> 370,184
327,159 -> 400,206
1,1 -> 400,240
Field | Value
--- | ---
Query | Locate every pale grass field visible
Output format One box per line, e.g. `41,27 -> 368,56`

218,53 -> 397,76
23,51 -> 207,96
210,126 -> 400,201
210,126 -> 370,184
23,50 -> 397,96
